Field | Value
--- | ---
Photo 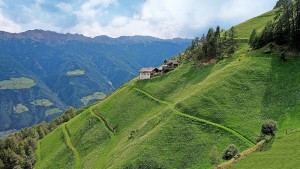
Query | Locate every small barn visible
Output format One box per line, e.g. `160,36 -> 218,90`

166,60 -> 179,69
139,67 -> 158,80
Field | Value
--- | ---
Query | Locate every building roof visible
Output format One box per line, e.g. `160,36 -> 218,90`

167,60 -> 179,65
157,65 -> 168,71
139,67 -> 157,73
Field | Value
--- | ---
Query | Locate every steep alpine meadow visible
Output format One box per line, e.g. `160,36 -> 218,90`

35,9 -> 300,169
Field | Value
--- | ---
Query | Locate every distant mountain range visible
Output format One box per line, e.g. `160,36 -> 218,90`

0,30 -> 190,132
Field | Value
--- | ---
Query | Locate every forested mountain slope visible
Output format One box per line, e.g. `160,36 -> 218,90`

0,31 -> 190,132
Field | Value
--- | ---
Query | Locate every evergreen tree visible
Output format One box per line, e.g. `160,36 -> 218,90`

215,26 -> 221,39
227,27 -> 237,55
274,0 -> 289,8
259,21 -> 274,47
249,29 -> 258,48
252,0 -> 300,48
293,0 -> 300,44
186,25 -> 238,61
215,26 -> 222,57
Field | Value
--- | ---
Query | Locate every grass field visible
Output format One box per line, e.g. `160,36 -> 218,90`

36,77 -> 252,168
31,99 -> 53,107
235,10 -> 276,39
13,104 -> 29,113
80,92 -> 106,106
35,9 -> 300,169
45,108 -> 63,116
231,131 -> 300,169
36,56 -> 300,168
0,77 -> 36,89
66,70 -> 85,76
35,125 -> 74,169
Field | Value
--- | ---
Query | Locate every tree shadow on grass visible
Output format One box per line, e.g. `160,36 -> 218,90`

261,56 -> 300,134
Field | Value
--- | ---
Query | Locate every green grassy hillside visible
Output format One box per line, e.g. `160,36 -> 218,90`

235,10 -> 276,39
35,10 -> 300,169
231,131 -> 300,169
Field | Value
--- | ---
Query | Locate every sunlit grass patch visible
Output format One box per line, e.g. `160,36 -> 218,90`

66,70 -> 85,76
13,104 -> 29,113
31,99 -> 53,107
45,108 -> 63,116
235,10 -> 276,39
0,77 -> 36,90
81,92 -> 106,106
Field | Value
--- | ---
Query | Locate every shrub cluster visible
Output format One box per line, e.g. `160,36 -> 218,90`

182,26 -> 238,62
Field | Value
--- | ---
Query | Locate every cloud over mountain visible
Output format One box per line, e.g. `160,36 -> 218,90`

0,0 -> 277,38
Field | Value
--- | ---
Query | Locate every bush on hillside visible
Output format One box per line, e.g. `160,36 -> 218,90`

222,144 -> 239,160
261,119 -> 278,137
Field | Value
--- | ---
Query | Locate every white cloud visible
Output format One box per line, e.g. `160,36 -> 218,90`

0,0 -> 5,8
111,16 -> 129,27
0,1 -> 21,32
219,0 -> 275,20
56,3 -> 73,13
0,0 -> 277,38
71,0 -> 276,38
71,0 -> 119,36
82,0 -> 117,9
77,0 -> 117,22
0,13 -> 22,32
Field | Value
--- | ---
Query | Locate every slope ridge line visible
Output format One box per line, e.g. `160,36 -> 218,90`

133,88 -> 255,146
62,123 -> 81,169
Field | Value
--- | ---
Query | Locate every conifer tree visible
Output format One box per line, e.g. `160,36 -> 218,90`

227,27 -> 237,55
249,29 -> 258,48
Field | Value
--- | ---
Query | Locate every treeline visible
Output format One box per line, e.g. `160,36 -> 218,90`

183,26 -> 238,61
0,108 -> 80,169
249,0 -> 300,49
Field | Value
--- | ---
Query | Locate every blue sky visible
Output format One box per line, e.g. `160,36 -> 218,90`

0,0 -> 277,38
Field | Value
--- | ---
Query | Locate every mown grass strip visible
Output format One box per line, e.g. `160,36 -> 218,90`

171,108 -> 254,146
133,88 -> 255,147
62,123 -> 81,169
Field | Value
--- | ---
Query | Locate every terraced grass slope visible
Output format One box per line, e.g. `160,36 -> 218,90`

35,10 -> 300,169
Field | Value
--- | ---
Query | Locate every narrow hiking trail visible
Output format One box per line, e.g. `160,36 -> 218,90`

57,82 -> 253,169
134,88 -> 255,146
62,123 -> 81,169
175,58 -> 247,106
92,109 -> 115,134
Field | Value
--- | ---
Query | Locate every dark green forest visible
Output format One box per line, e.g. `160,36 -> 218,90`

250,0 -> 300,49
0,108 -> 80,169
184,26 -> 237,61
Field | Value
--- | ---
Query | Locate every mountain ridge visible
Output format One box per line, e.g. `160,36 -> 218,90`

0,29 -> 191,45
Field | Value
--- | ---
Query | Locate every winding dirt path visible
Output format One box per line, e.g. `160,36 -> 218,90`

62,123 -> 81,169
133,88 -> 255,146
